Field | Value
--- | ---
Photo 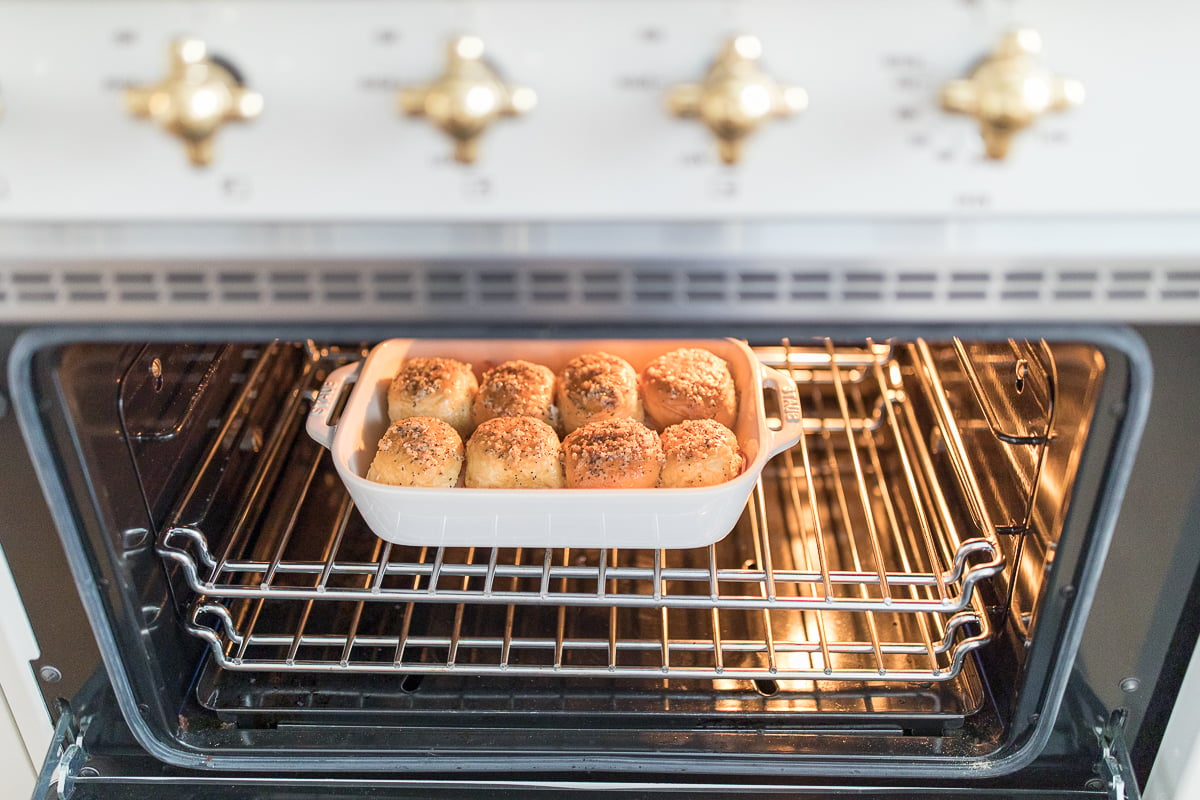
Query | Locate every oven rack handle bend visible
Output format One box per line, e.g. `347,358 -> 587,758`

182,588 -> 995,683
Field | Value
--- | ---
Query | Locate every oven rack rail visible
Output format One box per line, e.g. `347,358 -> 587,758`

159,489 -> 1001,613
185,590 -> 993,683
155,337 -> 1048,615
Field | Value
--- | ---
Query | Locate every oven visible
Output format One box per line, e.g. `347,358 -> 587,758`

1,2 -> 1199,798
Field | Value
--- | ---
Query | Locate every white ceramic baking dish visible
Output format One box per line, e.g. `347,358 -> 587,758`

306,339 -> 803,549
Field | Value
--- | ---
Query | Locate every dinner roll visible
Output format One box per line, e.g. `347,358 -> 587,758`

557,352 -> 643,434
465,416 -> 564,489
640,347 -> 737,430
561,418 -> 663,489
366,417 -> 464,488
387,356 -> 478,438
659,419 -> 743,488
473,360 -> 559,430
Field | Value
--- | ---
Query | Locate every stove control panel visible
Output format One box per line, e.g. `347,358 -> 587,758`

0,0 -> 1194,220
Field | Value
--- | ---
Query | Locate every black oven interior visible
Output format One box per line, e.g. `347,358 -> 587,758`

13,327 -> 1143,780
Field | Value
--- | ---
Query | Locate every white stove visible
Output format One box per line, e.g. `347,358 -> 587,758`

1,2 -> 1199,798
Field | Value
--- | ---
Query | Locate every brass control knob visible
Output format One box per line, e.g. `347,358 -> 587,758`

125,37 -> 263,167
666,35 -> 807,165
940,29 -> 1084,159
399,36 -> 536,164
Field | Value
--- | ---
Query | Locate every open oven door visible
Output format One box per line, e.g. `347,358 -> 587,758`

6,324 -> 1162,799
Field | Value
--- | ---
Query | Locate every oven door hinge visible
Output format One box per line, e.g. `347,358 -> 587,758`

1095,708 -> 1141,800
31,700 -> 92,800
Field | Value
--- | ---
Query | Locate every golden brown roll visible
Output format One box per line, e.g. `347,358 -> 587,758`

366,417 -> 464,488
561,418 -> 663,489
640,348 -> 737,430
473,360 -> 559,430
659,419 -> 744,488
464,416 -> 564,489
387,356 -> 478,438
556,352 -> 643,434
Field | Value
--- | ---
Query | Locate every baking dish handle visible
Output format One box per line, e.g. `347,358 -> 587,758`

306,361 -> 362,450
760,364 -> 805,457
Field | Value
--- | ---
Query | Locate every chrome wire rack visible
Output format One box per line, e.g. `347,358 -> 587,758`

158,339 -> 1038,615
152,336 -> 1055,683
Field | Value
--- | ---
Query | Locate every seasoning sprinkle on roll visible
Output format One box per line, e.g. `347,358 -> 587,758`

387,356 -> 478,438
465,416 -> 564,489
640,347 -> 737,430
562,418 -> 663,489
659,419 -> 743,488
367,416 -> 464,488
473,359 -> 559,430
370,345 -> 746,495
557,352 -> 643,434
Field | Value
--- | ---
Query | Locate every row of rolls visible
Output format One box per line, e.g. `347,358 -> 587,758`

366,347 -> 746,489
